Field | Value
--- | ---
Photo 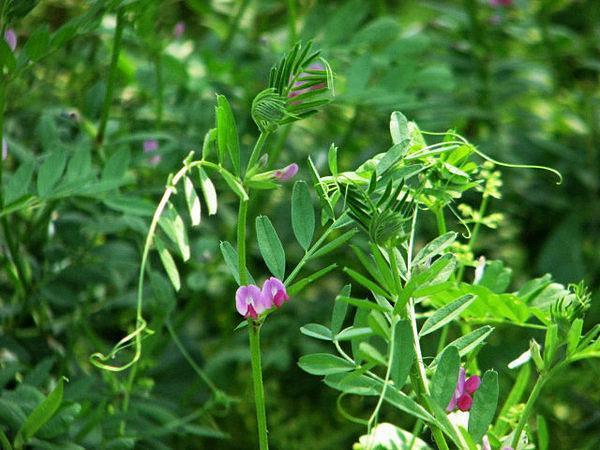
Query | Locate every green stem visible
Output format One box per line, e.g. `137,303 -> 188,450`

245,132 -> 269,178
249,321 -> 269,450
154,51 -> 163,128
237,199 -> 249,285
283,214 -> 347,286
223,0 -> 251,50
286,0 -> 297,46
0,75 -> 28,297
510,373 -> 548,449
120,363 -> 137,435
235,159 -> 268,449
403,209 -> 451,450
166,319 -> 222,396
96,7 -> 125,146
434,207 -> 447,235
368,316 -> 399,434
409,419 -> 424,450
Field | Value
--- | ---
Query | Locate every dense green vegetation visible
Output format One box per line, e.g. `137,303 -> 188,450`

0,1 -> 598,449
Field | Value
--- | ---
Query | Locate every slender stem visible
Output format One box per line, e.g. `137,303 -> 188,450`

404,208 -> 451,450
166,319 -> 222,395
0,75 -> 28,296
286,0 -> 297,47
96,7 -> 125,146
235,161 -> 269,449
434,207 -> 447,235
245,132 -> 269,178
237,199 -> 249,285
510,374 -> 547,449
91,159 -> 238,433
409,419 -> 424,450
154,51 -> 163,128
283,215 -> 345,286
223,0 -> 251,50
120,363 -> 137,435
249,322 -> 269,450
368,316 -> 399,434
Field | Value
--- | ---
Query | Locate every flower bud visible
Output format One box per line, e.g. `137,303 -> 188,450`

530,339 -> 544,372
4,29 -> 16,51
274,163 -> 298,181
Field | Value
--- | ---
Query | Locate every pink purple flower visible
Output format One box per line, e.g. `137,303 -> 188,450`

262,277 -> 289,307
173,21 -> 185,38
490,0 -> 512,6
2,137 -> 7,160
274,163 -> 298,181
235,277 -> 290,319
4,29 -> 16,51
236,285 -> 269,319
447,368 -> 481,412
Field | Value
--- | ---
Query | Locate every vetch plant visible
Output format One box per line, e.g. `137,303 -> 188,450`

1,3 -> 598,449
297,111 -> 597,449
91,41 -> 335,449
87,39 -> 597,450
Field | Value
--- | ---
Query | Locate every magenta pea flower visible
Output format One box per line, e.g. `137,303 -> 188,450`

447,368 -> 481,412
236,285 -> 270,319
490,0 -> 512,6
262,277 -> 289,308
173,21 -> 185,38
4,29 -> 16,51
274,163 -> 298,181
2,137 -> 7,160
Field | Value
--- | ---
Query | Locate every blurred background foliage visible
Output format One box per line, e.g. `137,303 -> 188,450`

0,0 -> 598,448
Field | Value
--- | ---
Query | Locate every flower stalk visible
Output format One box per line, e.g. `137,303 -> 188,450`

97,7 -> 125,146
510,371 -> 548,449
237,151 -> 270,449
248,321 -> 269,450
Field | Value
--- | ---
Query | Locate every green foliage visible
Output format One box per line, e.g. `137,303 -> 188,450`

430,346 -> 460,410
14,378 -> 64,449
1,1 -> 598,449
255,215 -> 286,280
468,371 -> 499,444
